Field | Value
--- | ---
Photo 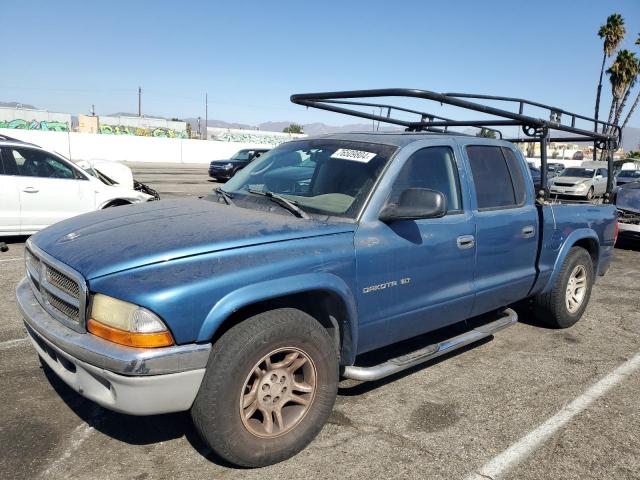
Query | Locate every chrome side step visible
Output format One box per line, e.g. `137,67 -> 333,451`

342,308 -> 518,382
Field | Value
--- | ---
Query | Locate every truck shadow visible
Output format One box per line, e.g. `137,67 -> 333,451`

39,363 -> 236,468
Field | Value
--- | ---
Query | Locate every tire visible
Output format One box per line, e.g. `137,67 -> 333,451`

586,187 -> 594,200
532,246 -> 594,328
191,308 -> 338,467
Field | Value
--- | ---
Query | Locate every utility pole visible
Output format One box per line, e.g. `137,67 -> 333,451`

205,92 -> 208,141
138,86 -> 142,117
197,116 -> 201,139
90,104 -> 95,116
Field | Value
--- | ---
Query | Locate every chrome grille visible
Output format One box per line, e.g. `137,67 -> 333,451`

46,265 -> 80,298
25,242 -> 87,331
45,291 -> 80,322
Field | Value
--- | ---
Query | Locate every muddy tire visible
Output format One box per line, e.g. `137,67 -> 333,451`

191,308 -> 338,467
532,246 -> 594,328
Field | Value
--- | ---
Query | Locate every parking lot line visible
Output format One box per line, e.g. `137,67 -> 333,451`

465,352 -> 640,480
0,337 -> 29,350
0,257 -> 22,263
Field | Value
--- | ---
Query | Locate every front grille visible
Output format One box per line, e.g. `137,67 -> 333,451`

46,265 -> 80,298
554,182 -> 577,187
25,244 -> 86,330
45,291 -> 81,322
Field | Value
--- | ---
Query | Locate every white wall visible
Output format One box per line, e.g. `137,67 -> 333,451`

0,128 -> 272,164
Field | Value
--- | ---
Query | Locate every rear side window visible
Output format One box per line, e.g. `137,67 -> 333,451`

466,145 -> 525,209
390,146 -> 462,213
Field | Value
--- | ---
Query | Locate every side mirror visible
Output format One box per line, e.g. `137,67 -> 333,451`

379,188 -> 447,223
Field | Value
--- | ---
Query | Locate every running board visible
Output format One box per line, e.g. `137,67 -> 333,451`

342,308 -> 518,382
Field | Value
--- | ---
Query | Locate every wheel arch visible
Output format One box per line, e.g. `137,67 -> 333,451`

198,273 -> 358,365
542,229 -> 599,294
100,198 -> 133,209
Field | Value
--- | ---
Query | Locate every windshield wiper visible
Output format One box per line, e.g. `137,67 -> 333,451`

247,188 -> 309,219
215,187 -> 235,206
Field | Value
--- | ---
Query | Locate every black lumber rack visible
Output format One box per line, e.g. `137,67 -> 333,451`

290,88 -> 621,202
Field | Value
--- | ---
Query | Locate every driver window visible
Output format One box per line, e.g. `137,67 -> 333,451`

389,146 -> 462,213
9,148 -> 77,179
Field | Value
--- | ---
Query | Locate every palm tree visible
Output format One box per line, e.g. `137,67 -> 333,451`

595,14 -> 626,131
606,50 -> 640,128
621,34 -> 640,132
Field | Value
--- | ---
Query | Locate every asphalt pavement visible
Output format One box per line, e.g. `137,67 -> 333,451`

0,163 -> 638,480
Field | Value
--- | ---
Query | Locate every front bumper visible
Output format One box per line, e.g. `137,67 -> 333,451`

619,222 -> 640,236
549,185 -> 589,196
16,278 -> 210,415
208,167 -> 232,179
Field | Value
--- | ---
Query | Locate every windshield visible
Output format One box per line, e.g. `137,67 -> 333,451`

561,168 -> 594,178
231,150 -> 253,160
223,139 -> 397,218
618,171 -> 640,178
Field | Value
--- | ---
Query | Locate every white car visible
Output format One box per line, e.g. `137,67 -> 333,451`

0,137 -> 154,236
549,166 -> 609,199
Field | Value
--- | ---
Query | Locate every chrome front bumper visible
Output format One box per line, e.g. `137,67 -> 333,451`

16,277 -> 211,415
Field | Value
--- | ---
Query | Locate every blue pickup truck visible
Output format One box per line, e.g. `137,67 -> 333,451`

16,90 -> 619,467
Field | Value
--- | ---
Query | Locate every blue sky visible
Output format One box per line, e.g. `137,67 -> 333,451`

2,0 -> 639,127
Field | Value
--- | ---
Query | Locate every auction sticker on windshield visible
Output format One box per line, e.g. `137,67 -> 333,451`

331,148 -> 377,163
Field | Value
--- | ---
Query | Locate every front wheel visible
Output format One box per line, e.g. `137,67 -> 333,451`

532,246 -> 594,328
586,187 -> 594,200
191,308 -> 338,467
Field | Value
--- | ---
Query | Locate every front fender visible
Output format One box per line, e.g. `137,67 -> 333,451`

541,228 -> 599,294
197,272 -> 358,364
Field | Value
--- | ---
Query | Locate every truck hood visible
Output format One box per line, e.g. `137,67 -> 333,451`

617,183 -> 640,213
30,199 -> 355,279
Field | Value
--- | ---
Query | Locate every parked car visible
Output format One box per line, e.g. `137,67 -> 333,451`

17,129 -> 617,466
615,169 -> 640,187
616,182 -> 640,239
208,148 -> 270,181
549,166 -> 608,199
0,138 -> 155,236
528,164 -> 541,190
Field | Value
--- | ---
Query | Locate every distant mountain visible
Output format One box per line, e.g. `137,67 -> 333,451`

0,101 -> 37,109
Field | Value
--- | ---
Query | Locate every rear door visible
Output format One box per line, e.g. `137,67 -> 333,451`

0,150 -> 21,235
463,142 -> 538,315
5,147 -> 96,232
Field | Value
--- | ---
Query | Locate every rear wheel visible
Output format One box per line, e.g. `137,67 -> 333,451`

532,246 -> 594,328
191,308 -> 338,467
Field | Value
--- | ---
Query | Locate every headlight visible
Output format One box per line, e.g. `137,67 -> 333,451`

88,294 -> 174,348
223,163 -> 234,170
576,183 -> 587,190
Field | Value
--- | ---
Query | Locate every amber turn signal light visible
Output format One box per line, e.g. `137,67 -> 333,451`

87,318 -> 174,348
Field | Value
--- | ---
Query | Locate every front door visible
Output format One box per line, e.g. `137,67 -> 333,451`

355,144 -> 476,353
3,147 -> 96,232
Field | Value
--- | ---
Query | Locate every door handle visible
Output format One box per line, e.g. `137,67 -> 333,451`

22,187 -> 39,193
457,235 -> 475,249
522,225 -> 535,238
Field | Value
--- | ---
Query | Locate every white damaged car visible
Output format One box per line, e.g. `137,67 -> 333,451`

0,137 -> 158,236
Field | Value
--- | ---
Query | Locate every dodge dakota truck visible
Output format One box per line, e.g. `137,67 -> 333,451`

16,89 -> 619,467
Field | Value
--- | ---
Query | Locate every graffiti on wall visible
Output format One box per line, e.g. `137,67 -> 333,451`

213,132 -> 292,146
99,124 -> 187,139
0,118 -> 70,131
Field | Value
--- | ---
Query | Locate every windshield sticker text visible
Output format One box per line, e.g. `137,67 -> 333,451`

331,148 -> 377,163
